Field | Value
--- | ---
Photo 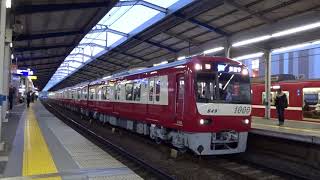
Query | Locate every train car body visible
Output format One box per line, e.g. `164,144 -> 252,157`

49,56 -> 252,155
251,78 -> 320,121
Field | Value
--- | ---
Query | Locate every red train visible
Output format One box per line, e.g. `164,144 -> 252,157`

49,56 -> 252,155
251,75 -> 320,122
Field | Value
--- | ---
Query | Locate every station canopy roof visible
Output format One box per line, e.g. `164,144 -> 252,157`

12,0 -> 320,91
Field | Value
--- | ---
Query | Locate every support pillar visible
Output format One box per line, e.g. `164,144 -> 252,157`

0,0 -> 7,150
264,50 -> 271,119
2,44 -> 10,123
224,38 -> 231,58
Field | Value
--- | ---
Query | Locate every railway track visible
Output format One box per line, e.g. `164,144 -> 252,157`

43,100 -> 305,180
43,101 -> 175,180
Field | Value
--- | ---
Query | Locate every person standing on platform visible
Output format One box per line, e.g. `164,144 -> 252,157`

8,85 -> 15,110
31,92 -> 35,103
26,91 -> 32,108
275,88 -> 288,126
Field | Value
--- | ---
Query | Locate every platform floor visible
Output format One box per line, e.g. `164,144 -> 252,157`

2,101 -> 142,180
251,117 -> 320,144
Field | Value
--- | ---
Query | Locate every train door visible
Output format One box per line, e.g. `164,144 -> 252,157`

175,74 -> 185,124
303,87 -> 320,121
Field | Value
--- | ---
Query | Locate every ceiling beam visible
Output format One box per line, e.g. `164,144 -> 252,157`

14,1 -> 115,15
14,31 -> 83,41
85,63 -> 111,72
133,37 -> 179,53
164,31 -> 201,46
112,50 -> 148,62
175,13 -> 229,36
18,61 -> 61,67
75,70 -> 99,79
115,1 -> 167,13
97,57 -> 128,68
224,0 -> 273,24
17,54 -> 65,62
14,44 -> 74,52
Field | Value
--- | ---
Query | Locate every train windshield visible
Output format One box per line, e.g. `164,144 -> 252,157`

195,72 -> 251,104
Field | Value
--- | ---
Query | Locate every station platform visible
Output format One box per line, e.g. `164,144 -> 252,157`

251,117 -> 320,145
1,101 -> 142,180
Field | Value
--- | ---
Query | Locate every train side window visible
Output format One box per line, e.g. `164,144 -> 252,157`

178,77 -> 185,99
133,82 -> 141,101
125,83 -> 133,101
262,91 -> 289,105
100,86 -> 105,100
149,79 -> 154,102
106,86 -> 111,100
77,90 -> 80,99
83,89 -> 86,99
89,88 -> 95,100
115,84 -> 121,100
96,87 -> 99,100
155,80 -> 161,102
262,92 -> 275,106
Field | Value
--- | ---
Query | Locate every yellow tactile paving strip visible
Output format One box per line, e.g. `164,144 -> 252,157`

22,107 -> 61,180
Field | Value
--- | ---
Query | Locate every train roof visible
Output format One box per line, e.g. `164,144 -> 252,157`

62,56 -> 241,90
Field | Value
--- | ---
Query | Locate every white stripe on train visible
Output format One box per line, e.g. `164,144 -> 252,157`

252,105 -> 302,111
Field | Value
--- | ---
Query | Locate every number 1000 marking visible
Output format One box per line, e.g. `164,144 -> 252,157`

234,106 -> 251,114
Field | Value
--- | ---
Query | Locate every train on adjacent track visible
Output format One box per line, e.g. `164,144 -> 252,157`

48,56 -> 252,155
251,75 -> 320,121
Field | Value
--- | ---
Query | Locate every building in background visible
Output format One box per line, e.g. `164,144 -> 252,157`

240,43 -> 320,80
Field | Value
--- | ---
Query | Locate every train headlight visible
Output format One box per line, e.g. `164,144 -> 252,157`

242,68 -> 249,76
199,119 -> 212,125
242,119 -> 250,125
195,63 -> 202,70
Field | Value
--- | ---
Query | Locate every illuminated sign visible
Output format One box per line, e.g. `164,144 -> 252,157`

229,66 -> 241,73
17,69 -> 34,76
217,64 -> 226,71
29,76 -> 37,80
217,64 -> 243,73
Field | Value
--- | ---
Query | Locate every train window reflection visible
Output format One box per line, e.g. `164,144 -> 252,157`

149,79 -> 154,101
133,83 -> 141,101
196,73 -> 250,104
115,84 -> 120,100
178,77 -> 184,99
89,88 -> 95,100
77,90 -> 81,99
156,80 -> 160,102
125,83 -> 133,100
303,88 -> 320,120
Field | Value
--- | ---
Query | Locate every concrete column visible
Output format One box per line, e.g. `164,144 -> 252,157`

1,45 -> 10,123
224,39 -> 231,58
264,50 -> 271,119
0,0 -> 7,150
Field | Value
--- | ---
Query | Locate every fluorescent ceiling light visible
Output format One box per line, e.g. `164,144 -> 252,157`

203,47 -> 224,54
272,22 -> 320,37
153,61 -> 168,66
103,75 -> 112,79
232,35 -> 271,47
177,56 -> 186,60
6,0 -> 11,8
233,52 -> 264,61
232,21 -> 320,48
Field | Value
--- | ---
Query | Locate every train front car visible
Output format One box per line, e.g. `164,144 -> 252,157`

181,56 -> 251,155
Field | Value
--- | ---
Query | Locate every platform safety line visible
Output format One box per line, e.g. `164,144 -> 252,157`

252,123 -> 320,134
22,107 -> 61,180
